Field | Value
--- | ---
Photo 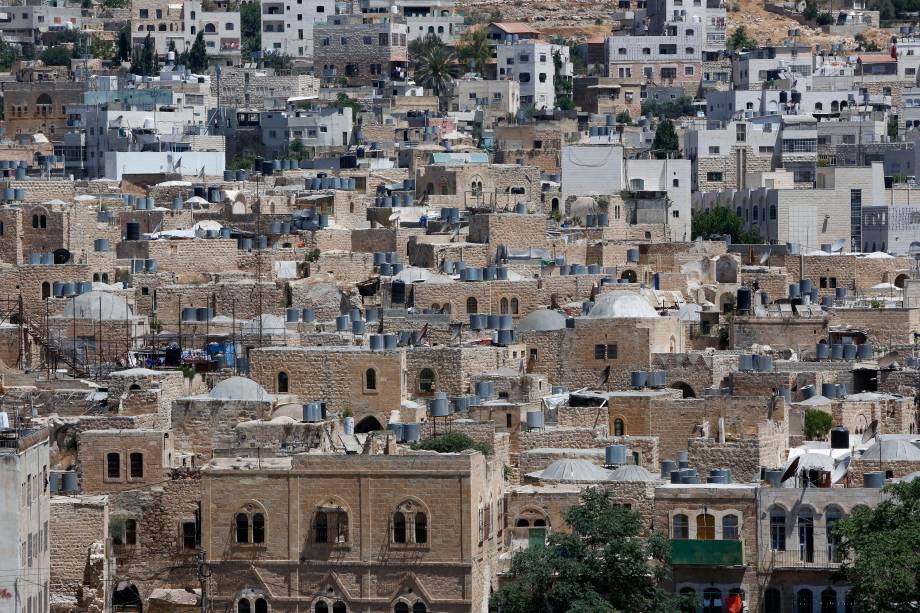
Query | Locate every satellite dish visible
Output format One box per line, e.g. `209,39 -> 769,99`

780,455 -> 800,483
759,247 -> 771,265
831,239 -> 846,253
861,419 -> 879,444
831,455 -> 851,483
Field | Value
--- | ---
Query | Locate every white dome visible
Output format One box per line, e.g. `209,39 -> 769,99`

516,309 -> 566,332
529,459 -> 612,482
608,464 -> 658,482
862,438 -> 920,462
63,291 -> 133,321
242,314 -> 288,335
209,376 -> 271,402
585,292 -> 659,319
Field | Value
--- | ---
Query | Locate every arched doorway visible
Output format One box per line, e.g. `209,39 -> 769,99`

620,269 -> 637,283
354,415 -> 382,433
113,583 -> 143,613
895,273 -> 910,289
671,382 -> 696,398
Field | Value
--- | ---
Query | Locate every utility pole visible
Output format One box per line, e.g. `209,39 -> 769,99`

195,551 -> 211,613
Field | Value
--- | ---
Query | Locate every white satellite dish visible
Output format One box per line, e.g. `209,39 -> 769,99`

831,238 -> 846,253
759,247 -> 771,265
831,455 -> 851,483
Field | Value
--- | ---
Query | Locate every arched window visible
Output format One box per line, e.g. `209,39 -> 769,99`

510,298 -> 519,314
252,513 -> 265,543
702,587 -> 721,613
770,506 -> 786,550
394,604 -> 409,613
393,511 -> 406,543
826,506 -> 842,561
722,514 -> 739,539
798,508 -> 815,562
614,418 -> 625,436
332,603 -> 345,613
235,513 -> 250,543
205,23 -> 216,32
40,215 -> 46,228
32,214 -> 39,228
466,297 -> 478,313
500,297 -> 509,314
415,512 -> 427,544
365,368 -> 377,390
254,598 -> 268,613
107,452 -> 120,479
277,371 -> 288,393
412,604 -> 427,613
129,452 -> 143,478
797,588 -> 813,613
764,588 -> 781,613
418,368 -> 436,393
672,513 -> 689,539
314,603 -> 328,613
238,600 -> 251,613
696,513 -> 715,540
820,588 -> 837,613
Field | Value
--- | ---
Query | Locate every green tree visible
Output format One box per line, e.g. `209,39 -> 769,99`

833,479 -> 920,612
182,30 -> 208,72
641,95 -> 695,119
89,36 -> 115,60
803,0 -> 819,20
40,45 -> 72,66
102,0 -> 131,7
726,25 -> 757,51
652,119 -> 680,159
816,11 -> 834,24
413,40 -> 459,106
888,114 -> 899,140
0,39 -> 20,71
117,24 -> 131,62
553,49 -> 572,110
615,109 -> 632,124
289,138 -> 307,160
456,26 -> 490,74
263,53 -> 292,71
130,33 -> 157,75
691,206 -> 763,243
803,409 -> 833,440
490,488 -> 690,613
411,432 -> 492,455
408,32 -> 446,70
241,1 -> 262,58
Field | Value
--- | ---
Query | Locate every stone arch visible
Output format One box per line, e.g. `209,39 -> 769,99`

620,269 -> 637,283
354,415 -> 382,433
671,381 -> 696,398
895,273 -> 910,288
113,583 -> 143,613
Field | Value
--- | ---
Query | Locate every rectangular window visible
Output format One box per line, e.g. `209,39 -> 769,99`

130,452 -> 143,479
505,413 -> 512,428
770,516 -> 786,550
594,344 -> 606,359
379,33 -> 387,45
706,171 -> 723,182
182,521 -> 197,550
708,146 -> 720,154
106,453 -> 120,479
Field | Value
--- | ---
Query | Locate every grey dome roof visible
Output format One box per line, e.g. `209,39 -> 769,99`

529,459 -> 612,482
861,438 -> 920,462
585,292 -> 659,319
608,464 -> 658,482
517,309 -> 566,332
209,376 -> 271,402
63,291 -> 133,321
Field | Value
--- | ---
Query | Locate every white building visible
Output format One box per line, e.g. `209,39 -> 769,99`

495,40 -> 571,110
0,5 -> 82,46
260,106 -> 354,154
261,0 -> 335,58
131,0 -> 240,59
104,151 -> 226,180
0,425 -> 50,613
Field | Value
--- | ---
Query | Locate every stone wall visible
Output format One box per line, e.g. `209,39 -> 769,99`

50,496 -> 109,597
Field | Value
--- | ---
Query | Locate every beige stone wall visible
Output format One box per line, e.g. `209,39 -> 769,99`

50,496 -> 109,593
170,399 -> 272,460
77,429 -> 172,494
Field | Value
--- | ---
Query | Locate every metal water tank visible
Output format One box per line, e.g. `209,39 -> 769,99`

830,427 -> 849,449
605,444 -> 627,466
383,334 -> 398,350
429,397 -> 449,417
765,469 -> 784,487
626,248 -> 640,263
335,315 -> 350,331
48,471 -> 61,493
61,282 -> 76,297
388,423 -> 404,439
487,314 -> 500,329
369,334 -> 384,351
61,471 -> 78,492
857,343 -> 873,359
582,301 -> 593,315
526,411 -> 544,429
821,383 -> 838,399
736,287 -> 752,313
196,307 -> 211,322
801,385 -> 816,399
799,279 -> 813,294
788,283 -> 800,298
475,381 -> 494,398
843,344 -> 858,360
52,282 -> 64,298
630,371 -> 647,389
815,343 -> 830,360
496,329 -> 514,346
835,287 -> 847,300
830,344 -> 843,360
303,402 -> 323,422
660,460 -> 677,478
352,320 -> 366,335
470,314 -> 486,330
754,355 -> 773,372
739,354 -> 754,371
78,281 -> 93,294
402,423 -> 422,442
286,308 -> 300,323
863,472 -> 885,488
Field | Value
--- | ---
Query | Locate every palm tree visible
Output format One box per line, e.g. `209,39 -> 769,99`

414,44 -> 459,108
457,27 -> 490,75
409,33 -> 446,71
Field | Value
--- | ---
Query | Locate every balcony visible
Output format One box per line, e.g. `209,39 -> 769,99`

768,548 -> 844,569
671,539 -> 745,567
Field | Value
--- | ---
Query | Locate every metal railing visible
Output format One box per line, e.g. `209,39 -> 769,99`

768,547 -> 845,568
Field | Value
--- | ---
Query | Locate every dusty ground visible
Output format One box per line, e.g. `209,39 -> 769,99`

457,0 -> 889,51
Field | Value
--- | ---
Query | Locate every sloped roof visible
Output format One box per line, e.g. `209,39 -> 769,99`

491,22 -> 541,35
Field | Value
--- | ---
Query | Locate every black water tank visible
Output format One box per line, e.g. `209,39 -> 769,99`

830,426 -> 849,449
736,287 -> 752,312
125,222 -> 140,241
391,280 -> 406,304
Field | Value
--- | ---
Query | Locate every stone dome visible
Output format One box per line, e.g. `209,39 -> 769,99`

861,437 -> 920,462
608,464 -> 658,482
516,309 -> 567,332
63,291 -> 133,321
584,292 -> 659,319
242,314 -> 288,336
208,376 -> 271,402
529,459 -> 612,482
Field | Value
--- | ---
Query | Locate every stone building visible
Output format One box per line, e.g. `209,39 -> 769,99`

200,450 -> 505,613
313,15 -> 409,87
